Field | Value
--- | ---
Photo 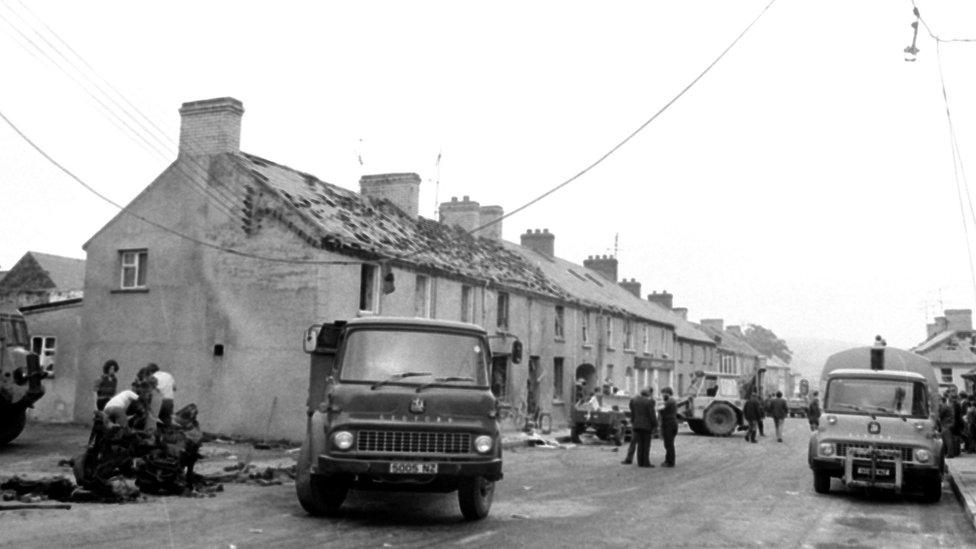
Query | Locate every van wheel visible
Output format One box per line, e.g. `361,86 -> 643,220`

813,469 -> 830,494
920,475 -> 943,503
296,440 -> 348,516
0,410 -> 26,445
458,476 -> 494,520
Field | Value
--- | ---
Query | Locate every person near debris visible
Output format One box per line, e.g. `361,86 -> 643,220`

586,389 -> 602,412
743,392 -> 762,443
807,391 -> 822,432
102,384 -> 144,427
770,391 -> 789,442
147,363 -> 176,425
627,388 -> 658,468
93,360 -> 119,411
659,387 -> 678,467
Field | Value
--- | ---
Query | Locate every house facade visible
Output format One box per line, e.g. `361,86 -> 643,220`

698,319 -> 762,380
20,298 -> 84,422
0,251 -> 84,310
913,309 -> 976,393
78,97 -> 708,439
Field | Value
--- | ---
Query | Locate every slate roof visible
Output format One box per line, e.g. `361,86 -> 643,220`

29,252 -> 85,289
235,153 -> 567,300
913,330 -> 955,354
0,252 -> 85,291
764,354 -> 791,369
699,324 -> 760,357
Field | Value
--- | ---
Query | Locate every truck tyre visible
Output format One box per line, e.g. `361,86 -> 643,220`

0,409 -> 27,446
570,424 -> 584,443
458,476 -> 494,520
686,419 -> 709,436
704,403 -> 736,437
813,469 -> 831,494
920,475 -> 943,503
296,440 -> 348,516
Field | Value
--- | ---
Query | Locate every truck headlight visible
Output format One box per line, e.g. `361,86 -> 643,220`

332,430 -> 354,451
819,443 -> 835,456
826,415 -> 837,425
914,448 -> 931,463
474,435 -> 493,454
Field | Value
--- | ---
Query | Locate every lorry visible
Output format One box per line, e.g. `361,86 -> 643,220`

296,317 -> 503,520
0,309 -> 44,445
678,368 -> 765,436
807,346 -> 944,501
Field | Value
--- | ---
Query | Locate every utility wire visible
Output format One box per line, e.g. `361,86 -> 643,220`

0,109 -> 359,266
393,0 -> 778,263
912,1 -> 976,43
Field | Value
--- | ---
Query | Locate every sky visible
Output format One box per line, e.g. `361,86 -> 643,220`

1,0 -> 975,349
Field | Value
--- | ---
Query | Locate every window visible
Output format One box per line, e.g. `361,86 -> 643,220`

460,285 -> 473,323
359,264 -> 378,312
623,319 -> 634,350
604,364 -> 614,393
496,292 -> 509,329
625,367 -> 635,394
31,336 -> 56,368
553,357 -> 564,401
413,274 -> 431,318
554,306 -> 565,340
643,325 -> 650,354
119,250 -> 148,289
582,311 -> 591,346
721,355 -> 736,375
941,368 -> 954,384
606,317 -> 614,349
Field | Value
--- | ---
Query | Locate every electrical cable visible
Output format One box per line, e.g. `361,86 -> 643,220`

912,1 -> 976,43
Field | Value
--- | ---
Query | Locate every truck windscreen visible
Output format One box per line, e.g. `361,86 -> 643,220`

340,329 -> 488,386
825,378 -> 928,418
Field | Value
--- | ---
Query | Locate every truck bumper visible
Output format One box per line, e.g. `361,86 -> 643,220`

317,455 -> 503,482
811,457 -> 941,491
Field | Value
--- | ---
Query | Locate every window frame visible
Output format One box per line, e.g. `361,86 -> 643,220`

460,284 -> 473,323
605,316 -> 614,350
554,305 -> 565,340
359,264 -> 379,313
623,319 -> 634,351
496,292 -> 510,329
941,368 -> 953,384
581,310 -> 591,347
553,357 -> 565,402
119,249 -> 148,290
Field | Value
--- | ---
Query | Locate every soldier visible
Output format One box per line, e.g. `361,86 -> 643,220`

659,387 -> 678,467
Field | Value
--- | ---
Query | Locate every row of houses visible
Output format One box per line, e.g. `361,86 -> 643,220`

4,97 -> 793,439
913,308 -> 976,394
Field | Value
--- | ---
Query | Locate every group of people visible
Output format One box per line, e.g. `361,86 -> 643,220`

742,391 -> 792,443
93,359 -> 177,432
939,391 -> 976,458
620,387 -> 679,468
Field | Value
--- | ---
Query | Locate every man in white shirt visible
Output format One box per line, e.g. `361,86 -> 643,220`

147,363 -> 176,425
102,387 -> 142,427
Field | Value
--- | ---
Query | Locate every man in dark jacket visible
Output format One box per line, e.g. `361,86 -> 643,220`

743,392 -> 763,443
659,387 -> 678,467
629,388 -> 658,468
770,391 -> 789,442
807,391 -> 822,432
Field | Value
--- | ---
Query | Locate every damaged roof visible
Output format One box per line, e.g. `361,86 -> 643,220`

699,324 -> 760,357
235,153 -> 568,300
0,251 -> 85,292
913,330 -> 957,354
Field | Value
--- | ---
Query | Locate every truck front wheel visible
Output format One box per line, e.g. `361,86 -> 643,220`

458,476 -> 494,520
296,440 -> 348,516
0,409 -> 27,446
813,469 -> 831,494
686,419 -> 709,435
704,404 -> 736,436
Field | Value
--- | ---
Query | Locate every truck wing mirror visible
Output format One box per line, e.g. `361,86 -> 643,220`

303,325 -> 321,354
304,323 -> 343,355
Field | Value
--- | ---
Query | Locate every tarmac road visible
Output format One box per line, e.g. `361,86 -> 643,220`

2,420 -> 974,548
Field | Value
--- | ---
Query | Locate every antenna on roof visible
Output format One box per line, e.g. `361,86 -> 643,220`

356,138 -> 365,168
433,150 -> 442,217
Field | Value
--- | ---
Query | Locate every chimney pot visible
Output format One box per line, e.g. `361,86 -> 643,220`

439,195 -> 481,233
477,205 -> 504,240
521,227 -> 555,257
583,254 -> 618,282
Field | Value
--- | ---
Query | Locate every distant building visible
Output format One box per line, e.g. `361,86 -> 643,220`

20,298 -> 84,422
913,309 -> 976,393
0,251 -> 84,310
762,354 -> 793,396
698,319 -> 763,379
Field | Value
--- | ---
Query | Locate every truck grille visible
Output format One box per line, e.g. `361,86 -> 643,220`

836,443 -> 913,462
356,430 -> 471,455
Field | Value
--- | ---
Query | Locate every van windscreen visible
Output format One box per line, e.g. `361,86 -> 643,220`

825,378 -> 928,418
340,329 -> 488,386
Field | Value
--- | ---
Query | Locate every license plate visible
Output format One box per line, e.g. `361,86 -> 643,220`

389,462 -> 438,474
857,467 -> 890,477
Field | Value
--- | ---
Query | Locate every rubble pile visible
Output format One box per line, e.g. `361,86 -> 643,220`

204,460 -> 296,486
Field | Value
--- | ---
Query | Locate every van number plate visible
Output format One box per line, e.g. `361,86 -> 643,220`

390,462 -> 438,474
857,467 -> 889,477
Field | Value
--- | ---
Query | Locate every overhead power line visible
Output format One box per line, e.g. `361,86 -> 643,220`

912,1 -> 976,43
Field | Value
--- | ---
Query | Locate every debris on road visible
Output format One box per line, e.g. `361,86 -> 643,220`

0,502 -> 72,511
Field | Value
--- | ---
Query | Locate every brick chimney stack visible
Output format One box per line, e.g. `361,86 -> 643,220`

673,307 -> 688,321
583,255 -> 618,282
647,290 -> 674,310
360,173 -> 421,219
478,206 -> 504,240
945,309 -> 973,332
178,97 -> 244,157
619,278 -> 641,298
439,196 -> 481,233
727,325 -> 744,337
521,229 -> 555,257
700,318 -> 724,332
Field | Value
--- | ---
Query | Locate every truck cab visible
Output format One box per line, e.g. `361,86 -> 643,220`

296,317 -> 502,520
0,310 -> 44,445
808,346 -> 943,501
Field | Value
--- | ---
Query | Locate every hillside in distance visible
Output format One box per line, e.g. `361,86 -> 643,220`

781,336 -> 860,387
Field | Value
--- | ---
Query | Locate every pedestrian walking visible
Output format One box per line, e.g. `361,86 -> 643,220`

625,388 -> 658,468
147,363 -> 176,425
743,392 -> 762,443
941,395 -> 958,458
769,391 -> 789,442
93,359 -> 119,411
807,391 -> 822,432
659,387 -> 678,467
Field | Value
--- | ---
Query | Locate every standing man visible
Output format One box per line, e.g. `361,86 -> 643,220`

93,360 -> 119,411
147,363 -> 176,426
628,388 -> 658,468
743,392 -> 762,443
807,391 -> 822,432
770,391 -> 789,442
659,387 -> 678,467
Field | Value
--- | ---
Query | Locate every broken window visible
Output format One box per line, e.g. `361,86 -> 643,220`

119,250 -> 147,289
554,305 -> 565,340
496,292 -> 509,329
359,264 -> 378,312
413,274 -> 431,318
460,285 -> 473,323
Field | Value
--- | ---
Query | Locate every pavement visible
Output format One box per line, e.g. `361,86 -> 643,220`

947,452 -> 976,531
